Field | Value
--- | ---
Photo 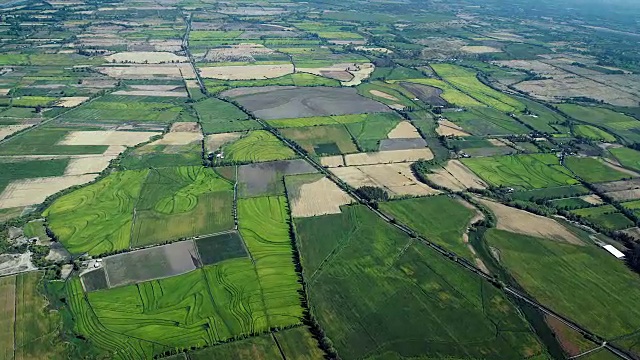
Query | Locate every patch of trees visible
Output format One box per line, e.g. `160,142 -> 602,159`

356,186 -> 389,203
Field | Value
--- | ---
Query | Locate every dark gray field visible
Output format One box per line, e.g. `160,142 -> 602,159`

228,87 -> 391,119
400,82 -> 448,106
104,240 -> 199,288
238,159 -> 317,197
379,138 -> 428,151
81,268 -> 109,292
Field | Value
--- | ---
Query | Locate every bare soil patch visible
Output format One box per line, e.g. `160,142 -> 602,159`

378,138 -> 428,151
427,160 -> 487,191
605,189 -> 640,201
344,148 -> 433,166
238,159 -> 317,197
96,64 -> 196,80
199,64 -> 294,80
476,197 -> 583,245
0,253 -> 35,276
204,43 -> 275,62
206,132 -> 243,152
387,121 -> 421,139
289,176 -> 353,217
580,194 -> 604,205
320,155 -> 345,167
0,174 -> 98,209
151,132 -> 203,146
460,45 -> 502,53
342,63 -> 375,86
54,96 -> 90,107
170,122 -> 200,133
220,85 -> 297,97
105,51 -> 188,64
369,89 -> 399,101
595,178 -> 640,192
58,130 -> 160,146
297,63 -> 356,81
436,119 -> 470,136
332,163 -> 439,197
64,153 -> 121,175
354,46 -> 392,54
622,227 -> 640,240
0,124 -> 32,140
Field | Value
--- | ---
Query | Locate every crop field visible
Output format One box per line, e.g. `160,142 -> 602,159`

295,205 -> 547,359
574,125 -> 616,142
237,159 -> 317,197
266,112 -> 399,129
344,115 -> 401,151
357,82 -> 419,108
195,232 -> 247,265
207,73 -> 340,93
193,97 -> 260,134
393,78 -> 482,107
60,96 -> 185,125
511,185 -> 591,201
118,143 -> 203,170
0,276 -> 15,360
514,97 -> 566,134
558,104 -> 640,144
228,87 -> 391,120
0,128 -> 108,156
610,147 -> 640,172
549,197 -> 592,210
564,157 -> 631,183
286,173 -> 353,217
462,154 -> 579,190
280,125 -> 358,156
571,205 -> 634,230
0,158 -> 69,194
379,196 -> 476,260
486,229 -> 640,345
444,107 -> 529,135
222,130 -> 297,163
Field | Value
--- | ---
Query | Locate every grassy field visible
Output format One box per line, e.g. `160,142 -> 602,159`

280,124 -> 358,156
223,130 -> 297,163
571,205 -> 634,230
549,197 -> 592,210
393,78 -> 482,107
379,196 -> 476,260
356,82 -> 419,108
238,196 -> 303,328
574,125 -> 617,142
431,63 -> 525,113
44,170 -> 148,255
0,158 -> 69,194
195,232 -> 247,265
193,98 -> 260,134
119,143 -> 203,170
445,107 -> 529,135
486,229 -> 640,345
0,128 -> 107,156
610,147 -> 640,172
274,326 -> 325,360
564,157 -> 630,183
462,154 -> 579,190
205,73 -> 340,94
60,96 -> 185,124
515,97 -> 566,134
0,275 -> 15,360
267,112 -> 399,129
344,114 -> 401,151
295,205 -> 547,359
558,104 -> 640,144
512,185 -> 591,201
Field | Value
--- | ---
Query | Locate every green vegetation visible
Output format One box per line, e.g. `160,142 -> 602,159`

344,114 -> 401,151
574,125 -> 616,142
61,96 -> 186,124
571,205 -> 634,230
281,125 -> 358,156
267,112 -> 398,129
549,197 -> 592,210
445,107 -> 529,135
195,232 -> 247,265
193,97 -> 260,134
564,157 -> 630,183
486,229 -> 640,341
204,73 -> 340,94
558,104 -> 640,144
295,206 -> 547,359
119,143 -> 203,170
462,154 -> 579,190
0,158 -> 69,193
511,185 -> 591,201
0,128 -> 107,155
393,78 -> 482,107
379,196 -> 476,260
223,130 -> 297,163
609,147 -> 640,172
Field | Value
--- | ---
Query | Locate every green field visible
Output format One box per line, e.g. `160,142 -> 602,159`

0,128 -> 107,155
344,114 -> 401,151
205,73 -> 340,94
462,154 -> 579,190
60,96 -> 186,124
486,229 -> 640,346
564,157 -> 631,183
512,185 -> 591,201
0,158 -> 69,194
444,107 -> 529,135
356,82 -> 419,108
195,232 -> 247,265
222,130 -> 297,163
379,196 -> 476,260
515,97 -> 566,134
295,205 -> 547,359
571,205 -> 634,231
281,124 -> 358,156
119,143 -> 203,170
393,78 -> 482,107
574,125 -> 617,142
266,112 -> 398,129
193,97 -> 260,134
549,197 -> 592,210
609,147 -> 640,172
558,104 -> 640,144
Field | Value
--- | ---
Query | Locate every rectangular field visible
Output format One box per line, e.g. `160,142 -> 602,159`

195,232 -> 248,266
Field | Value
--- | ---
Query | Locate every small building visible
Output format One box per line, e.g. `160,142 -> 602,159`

602,244 -> 625,259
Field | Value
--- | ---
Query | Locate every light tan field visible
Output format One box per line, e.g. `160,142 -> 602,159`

0,275 -> 16,359
0,124 -> 32,140
387,121 -> 421,139
170,122 -> 200,133
354,46 -> 392,54
105,51 -> 188,64
436,119 -> 470,136
64,156 -> 114,175
0,174 -> 98,209
461,45 -> 502,53
112,90 -> 188,97
332,163 -> 439,197
204,43 -> 275,62
388,103 -> 406,111
320,155 -> 345,167
130,85 -> 182,91
476,197 -> 583,245
205,132 -> 243,152
54,96 -> 89,107
96,64 -> 196,79
58,130 -> 160,146
369,89 -> 399,101
199,64 -> 294,80
487,138 -> 507,147
427,160 -> 487,191
580,194 -> 604,205
605,189 -> 640,202
0,89 -> 10,96
622,227 -> 640,240
290,177 -> 353,217
151,132 -> 203,146
342,63 -> 375,86
297,63 -> 355,81
344,148 -> 433,166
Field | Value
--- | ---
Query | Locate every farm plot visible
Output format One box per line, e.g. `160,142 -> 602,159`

344,113 -> 401,152
511,185 -> 592,201
595,179 -> 640,201
0,157 -> 69,194
426,159 -> 488,191
395,78 -> 482,107
571,205 -> 634,231
103,240 -> 199,288
0,173 -> 98,209
399,82 -> 448,106
558,104 -> 640,144
132,166 -> 234,246
286,173 -> 353,217
331,163 -> 439,197
295,205 -> 547,360
96,64 -> 196,80
444,107 -> 529,136
610,147 -> 640,172
0,128 -> 109,156
118,142 -> 203,170
237,159 -> 317,197
564,157 -> 631,183
195,231 -> 247,266
81,268 -> 109,292
267,112 -> 398,129
357,82 -> 419,109
476,197 -> 583,245
486,228 -> 640,350
343,148 -> 434,166
60,96 -> 186,125
380,196 -> 476,260
0,124 -> 32,140
221,130 -> 297,163
0,275 -> 15,360
205,132 -> 243,153
574,125 -> 616,142
105,51 -> 188,64
58,130 -> 160,146
436,119 -> 471,136
228,87 -> 391,120
281,125 -> 358,156
462,154 -> 579,190
199,64 -> 294,80
193,97 -> 260,134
